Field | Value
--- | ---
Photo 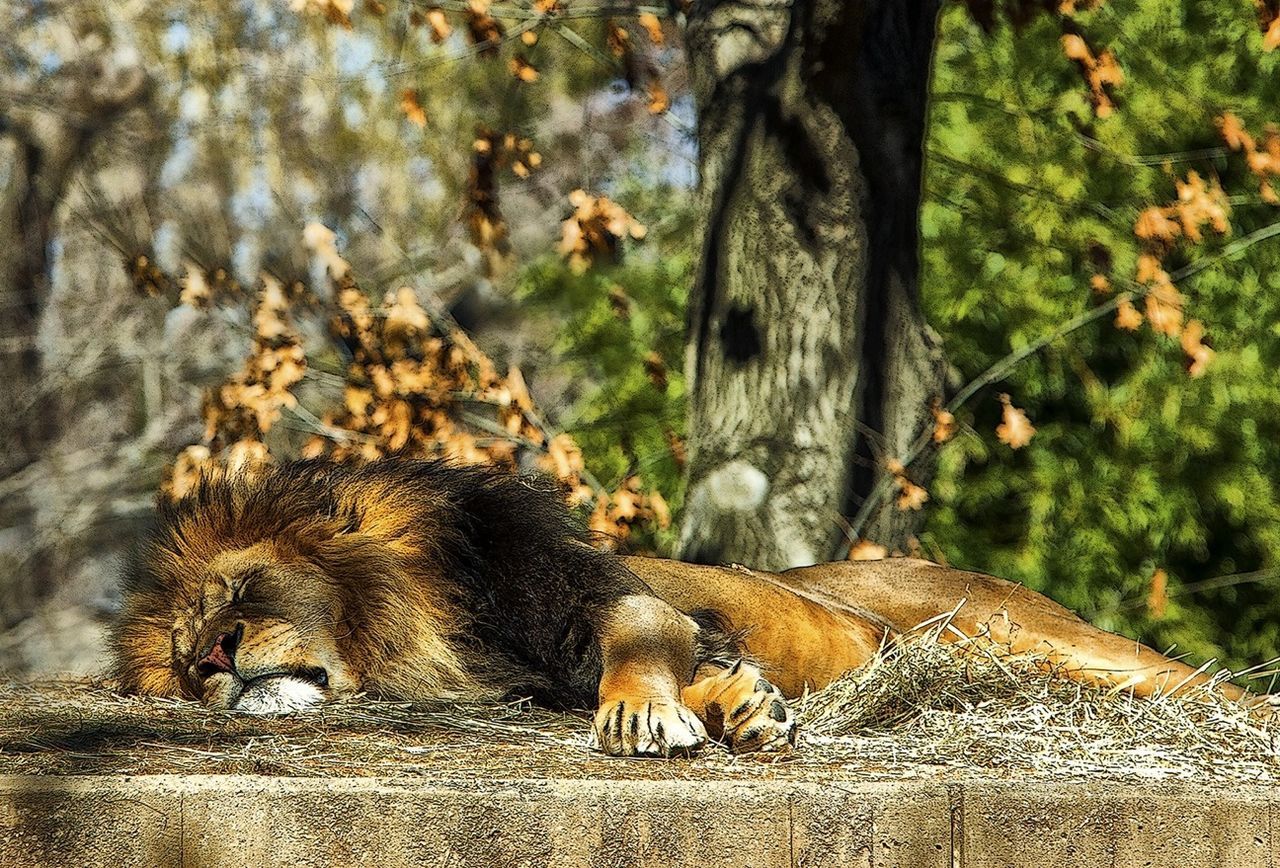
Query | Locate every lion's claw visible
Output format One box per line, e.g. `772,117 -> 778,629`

593,698 -> 708,757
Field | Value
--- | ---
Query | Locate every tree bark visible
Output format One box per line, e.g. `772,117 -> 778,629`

677,0 -> 946,570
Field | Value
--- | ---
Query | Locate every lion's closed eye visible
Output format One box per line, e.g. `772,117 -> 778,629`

227,567 -> 265,606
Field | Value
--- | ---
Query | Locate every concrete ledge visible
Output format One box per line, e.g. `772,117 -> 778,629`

1,775 -> 1276,867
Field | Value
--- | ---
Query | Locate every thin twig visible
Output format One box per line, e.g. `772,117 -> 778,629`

412,1 -> 669,21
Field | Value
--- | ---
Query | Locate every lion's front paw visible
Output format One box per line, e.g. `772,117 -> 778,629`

683,661 -> 799,754
593,698 -> 708,758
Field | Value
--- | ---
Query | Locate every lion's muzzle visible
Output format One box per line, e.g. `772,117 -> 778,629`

192,619 -> 331,714
232,675 -> 326,714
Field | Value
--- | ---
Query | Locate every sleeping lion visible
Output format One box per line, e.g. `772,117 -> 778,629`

115,458 -> 1254,756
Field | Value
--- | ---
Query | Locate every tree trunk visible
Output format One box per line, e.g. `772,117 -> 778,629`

677,0 -> 946,570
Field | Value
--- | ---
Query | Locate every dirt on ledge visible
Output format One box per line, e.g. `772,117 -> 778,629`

3,631 -> 1277,785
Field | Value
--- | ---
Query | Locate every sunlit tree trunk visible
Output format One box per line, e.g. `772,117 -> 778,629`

677,0 -> 946,570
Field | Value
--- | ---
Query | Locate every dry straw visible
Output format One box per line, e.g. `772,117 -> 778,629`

796,621 -> 1280,784
2,623 -> 1277,783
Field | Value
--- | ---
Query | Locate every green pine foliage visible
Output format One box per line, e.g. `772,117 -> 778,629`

923,0 -> 1280,671
516,182 -> 696,553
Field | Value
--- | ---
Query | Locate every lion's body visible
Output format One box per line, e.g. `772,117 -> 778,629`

116,459 -> 1250,756
627,557 -> 1249,702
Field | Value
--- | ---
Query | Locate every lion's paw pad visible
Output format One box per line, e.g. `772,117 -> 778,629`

692,663 -> 799,754
721,676 -> 797,753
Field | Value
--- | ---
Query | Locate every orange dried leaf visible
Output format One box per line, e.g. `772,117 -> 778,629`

611,487 -> 640,522
302,222 -> 350,280
1144,281 -> 1184,338
637,12 -> 664,44
1136,253 -> 1167,285
647,81 -> 670,115
995,393 -> 1036,449
1061,33 -> 1089,60
643,351 -> 668,391
506,365 -> 534,412
509,54 -> 539,82
1219,113 -> 1253,152
291,0 -> 354,28
180,263 -> 211,308
1180,319 -> 1214,377
344,386 -> 372,418
931,402 -> 957,444
541,433 -> 584,480
383,286 -> 430,337
588,497 -> 620,546
649,490 -> 671,529
848,539 -> 888,561
1114,297 -> 1143,331
426,7 -> 451,42
1173,170 -> 1230,241
896,479 -> 929,511
1265,15 -> 1280,51
1134,206 -> 1180,243
607,23 -> 630,57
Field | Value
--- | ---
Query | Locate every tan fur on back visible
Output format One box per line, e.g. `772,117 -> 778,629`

627,556 -> 1247,701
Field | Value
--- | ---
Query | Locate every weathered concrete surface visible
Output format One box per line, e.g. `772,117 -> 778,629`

0,775 -> 1276,867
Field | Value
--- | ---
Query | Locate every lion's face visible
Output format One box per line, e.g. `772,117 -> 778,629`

119,543 -> 358,713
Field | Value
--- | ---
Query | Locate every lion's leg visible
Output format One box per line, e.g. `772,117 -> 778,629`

681,660 -> 798,753
592,595 -> 708,757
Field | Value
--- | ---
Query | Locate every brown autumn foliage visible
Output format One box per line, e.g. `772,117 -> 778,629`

606,16 -> 670,116
995,393 -> 1036,449
161,222 -> 670,549
467,128 -> 543,275
930,399 -> 957,445
1258,1 -> 1280,51
1219,113 -> 1280,204
885,458 -> 930,512
258,0 -> 1259,559
1060,32 -> 1123,118
559,190 -> 647,274
1119,169 -> 1230,372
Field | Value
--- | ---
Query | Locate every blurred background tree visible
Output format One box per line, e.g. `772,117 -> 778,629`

1,0 -> 1278,680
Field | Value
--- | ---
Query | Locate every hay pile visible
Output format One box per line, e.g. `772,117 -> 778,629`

797,628 -> 1280,783
2,630 -> 1277,784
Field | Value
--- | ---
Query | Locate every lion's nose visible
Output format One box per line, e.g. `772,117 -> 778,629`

196,625 -> 242,678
